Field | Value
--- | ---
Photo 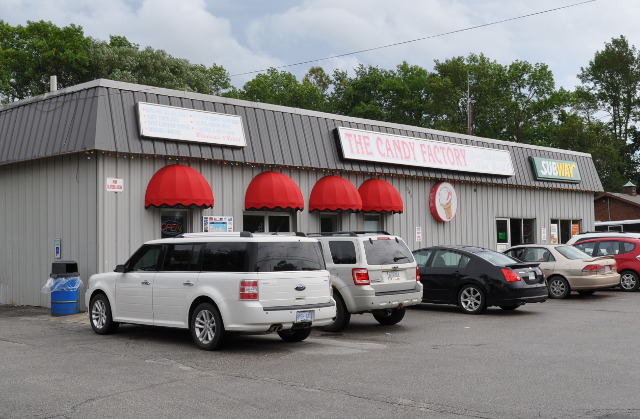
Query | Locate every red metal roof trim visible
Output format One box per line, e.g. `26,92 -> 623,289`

359,179 -> 404,214
144,164 -> 214,208
309,175 -> 362,212
244,171 -> 304,211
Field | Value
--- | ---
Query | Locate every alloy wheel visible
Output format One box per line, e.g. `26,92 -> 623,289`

194,309 -> 216,344
91,299 -> 107,329
460,287 -> 482,312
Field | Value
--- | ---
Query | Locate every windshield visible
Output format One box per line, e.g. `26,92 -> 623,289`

475,250 -> 520,266
363,237 -> 414,265
556,245 -> 591,260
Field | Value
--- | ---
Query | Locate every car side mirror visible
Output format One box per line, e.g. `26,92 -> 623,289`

114,264 -> 126,273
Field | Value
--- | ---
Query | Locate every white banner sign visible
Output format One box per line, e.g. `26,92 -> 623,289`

336,127 -> 514,176
137,102 -> 246,147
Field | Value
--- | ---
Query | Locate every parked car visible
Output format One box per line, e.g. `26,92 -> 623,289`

413,245 -> 547,314
85,232 -> 336,350
503,244 -> 619,299
566,231 -> 640,245
572,237 -> 640,291
309,231 -> 422,332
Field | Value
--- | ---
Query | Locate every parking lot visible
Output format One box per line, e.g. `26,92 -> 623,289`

1,290 -> 640,418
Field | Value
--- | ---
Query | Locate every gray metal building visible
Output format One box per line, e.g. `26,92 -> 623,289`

0,79 -> 602,308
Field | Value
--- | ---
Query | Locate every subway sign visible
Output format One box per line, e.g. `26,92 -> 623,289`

530,157 -> 581,183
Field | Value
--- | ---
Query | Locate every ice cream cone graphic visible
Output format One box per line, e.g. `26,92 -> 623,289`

439,187 -> 453,220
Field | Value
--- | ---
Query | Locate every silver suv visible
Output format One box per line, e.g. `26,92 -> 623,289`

310,231 -> 422,332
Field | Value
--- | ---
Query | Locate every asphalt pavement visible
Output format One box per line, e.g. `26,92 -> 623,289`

1,290 -> 640,418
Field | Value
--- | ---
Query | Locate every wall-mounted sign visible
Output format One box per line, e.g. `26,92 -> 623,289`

54,238 -> 61,259
429,182 -> 458,222
106,177 -> 124,192
203,216 -> 234,232
137,102 -> 246,147
336,127 -> 514,176
530,157 -> 581,183
415,226 -> 423,242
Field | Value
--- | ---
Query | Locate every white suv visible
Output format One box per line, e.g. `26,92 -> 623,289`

310,231 -> 422,332
566,231 -> 640,245
85,233 -> 335,350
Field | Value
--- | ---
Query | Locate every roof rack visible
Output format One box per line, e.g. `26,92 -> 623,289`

177,231 -> 253,238
307,231 -> 390,237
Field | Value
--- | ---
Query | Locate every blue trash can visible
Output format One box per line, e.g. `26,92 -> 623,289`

49,261 -> 81,316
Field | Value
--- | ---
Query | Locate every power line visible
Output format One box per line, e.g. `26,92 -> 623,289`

230,0 -> 596,77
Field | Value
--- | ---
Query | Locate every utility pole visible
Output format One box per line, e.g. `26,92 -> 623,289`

467,72 -> 474,135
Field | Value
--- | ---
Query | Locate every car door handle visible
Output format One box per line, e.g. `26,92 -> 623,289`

183,281 -> 195,286
141,280 -> 151,286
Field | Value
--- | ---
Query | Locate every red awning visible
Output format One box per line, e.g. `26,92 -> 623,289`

359,179 -> 404,214
309,176 -> 362,212
144,164 -> 214,208
245,171 -> 304,211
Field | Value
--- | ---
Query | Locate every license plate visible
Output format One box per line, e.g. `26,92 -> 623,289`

387,271 -> 400,281
528,272 -> 535,280
605,265 -> 611,272
296,311 -> 313,323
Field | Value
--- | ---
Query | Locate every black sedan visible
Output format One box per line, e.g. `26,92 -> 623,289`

413,245 -> 548,314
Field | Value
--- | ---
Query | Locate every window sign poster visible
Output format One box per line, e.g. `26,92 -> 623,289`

203,216 -> 234,232
571,223 -> 580,236
550,224 -> 559,244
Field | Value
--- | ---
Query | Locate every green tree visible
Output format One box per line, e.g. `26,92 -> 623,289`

578,35 -> 640,144
0,20 -> 90,102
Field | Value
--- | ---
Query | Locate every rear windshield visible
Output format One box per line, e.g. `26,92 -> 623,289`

556,246 -> 591,260
475,250 -> 519,266
254,242 -> 325,272
363,238 -> 414,265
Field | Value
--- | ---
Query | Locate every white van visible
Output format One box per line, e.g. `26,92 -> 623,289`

85,232 -> 335,350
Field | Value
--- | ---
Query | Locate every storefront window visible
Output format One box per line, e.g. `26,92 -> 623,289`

160,209 -> 189,238
551,219 -> 581,244
364,214 -> 382,232
320,213 -> 339,232
243,212 -> 292,233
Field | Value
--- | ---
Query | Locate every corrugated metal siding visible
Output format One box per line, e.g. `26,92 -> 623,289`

0,79 -> 603,192
0,155 -> 98,307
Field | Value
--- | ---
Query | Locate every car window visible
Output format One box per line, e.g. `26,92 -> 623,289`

128,245 -> 163,271
556,245 -> 591,260
505,248 -> 525,261
574,242 -> 595,256
523,248 -> 554,262
413,249 -> 433,267
202,242 -> 247,272
621,241 -> 636,254
475,250 -> 519,266
363,237 -> 414,265
595,241 -> 620,256
328,241 -> 357,264
431,250 -> 470,269
254,242 -> 325,272
162,243 -> 203,271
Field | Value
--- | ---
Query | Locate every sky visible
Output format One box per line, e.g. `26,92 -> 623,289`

0,0 -> 637,90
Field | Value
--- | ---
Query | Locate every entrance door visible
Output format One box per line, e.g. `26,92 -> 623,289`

496,218 -> 510,252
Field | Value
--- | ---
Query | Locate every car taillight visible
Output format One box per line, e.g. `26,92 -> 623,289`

416,266 -> 421,281
501,268 -> 521,282
582,264 -> 605,273
352,268 -> 370,285
239,280 -> 259,300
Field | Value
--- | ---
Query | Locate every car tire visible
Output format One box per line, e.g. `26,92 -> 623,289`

577,290 -> 596,296
89,294 -> 119,335
372,306 -> 406,325
190,302 -> 225,351
277,328 -> 312,342
619,271 -> 640,292
458,284 -> 486,314
547,276 -> 570,299
499,304 -> 522,310
321,292 -> 351,332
